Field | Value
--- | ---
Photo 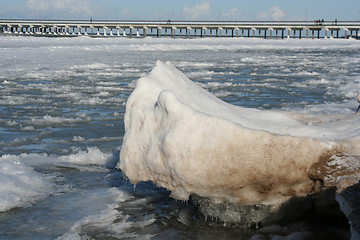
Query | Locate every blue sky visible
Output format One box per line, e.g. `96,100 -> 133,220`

1,0 -> 359,21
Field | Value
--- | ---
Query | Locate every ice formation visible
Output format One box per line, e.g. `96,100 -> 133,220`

0,147 -> 116,212
119,61 -> 360,228
0,157 -> 53,212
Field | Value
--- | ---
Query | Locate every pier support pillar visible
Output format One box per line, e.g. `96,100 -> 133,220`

143,27 -> 147,37
287,28 -> 290,39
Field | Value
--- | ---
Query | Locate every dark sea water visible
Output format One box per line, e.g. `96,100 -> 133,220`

0,36 -> 359,239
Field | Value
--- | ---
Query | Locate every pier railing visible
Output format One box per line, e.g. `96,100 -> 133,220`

1,19 -> 359,39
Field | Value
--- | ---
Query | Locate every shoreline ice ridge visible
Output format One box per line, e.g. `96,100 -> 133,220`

118,60 -> 360,232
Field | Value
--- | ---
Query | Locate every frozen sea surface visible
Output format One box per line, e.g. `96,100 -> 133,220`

0,35 -> 359,239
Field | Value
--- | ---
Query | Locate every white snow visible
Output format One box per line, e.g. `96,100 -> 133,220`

27,115 -> 90,125
0,147 -> 116,211
119,61 -> 360,205
17,147 -> 117,170
0,156 -> 53,212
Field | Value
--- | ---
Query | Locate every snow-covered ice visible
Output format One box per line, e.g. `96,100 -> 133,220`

119,61 -> 360,207
0,156 -> 53,212
0,147 -> 116,212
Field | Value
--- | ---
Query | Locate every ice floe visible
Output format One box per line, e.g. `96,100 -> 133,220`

119,61 -> 360,232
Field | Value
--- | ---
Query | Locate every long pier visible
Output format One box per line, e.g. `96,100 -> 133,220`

1,19 -> 360,39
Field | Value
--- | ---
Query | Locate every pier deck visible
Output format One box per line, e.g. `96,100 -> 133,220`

1,19 -> 359,39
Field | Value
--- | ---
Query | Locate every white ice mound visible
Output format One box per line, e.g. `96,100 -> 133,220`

0,156 -> 53,212
118,61 -> 359,206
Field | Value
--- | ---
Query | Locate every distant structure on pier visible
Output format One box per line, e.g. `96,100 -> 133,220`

1,19 -> 359,39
